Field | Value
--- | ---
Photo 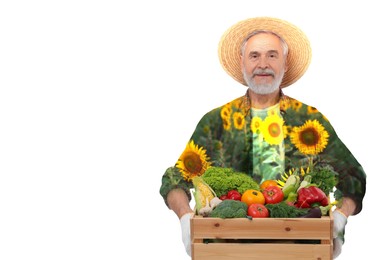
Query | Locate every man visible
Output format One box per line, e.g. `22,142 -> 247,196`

159,17 -> 366,259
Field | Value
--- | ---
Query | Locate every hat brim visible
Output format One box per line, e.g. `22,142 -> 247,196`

218,17 -> 312,88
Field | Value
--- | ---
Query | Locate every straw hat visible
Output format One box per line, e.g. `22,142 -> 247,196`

218,17 -> 312,88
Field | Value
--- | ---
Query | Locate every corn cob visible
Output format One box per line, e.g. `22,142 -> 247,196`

192,176 -> 217,213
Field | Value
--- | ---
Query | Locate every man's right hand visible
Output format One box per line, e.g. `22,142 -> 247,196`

180,212 -> 194,256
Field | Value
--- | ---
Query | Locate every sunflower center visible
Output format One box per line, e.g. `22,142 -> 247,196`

268,122 -> 281,137
183,152 -> 203,174
300,127 -> 319,146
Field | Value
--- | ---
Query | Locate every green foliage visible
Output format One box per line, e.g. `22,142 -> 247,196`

252,137 -> 284,181
309,163 -> 339,195
208,199 -> 248,218
202,167 -> 260,197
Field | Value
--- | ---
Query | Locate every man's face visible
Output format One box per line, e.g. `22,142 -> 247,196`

241,33 -> 287,95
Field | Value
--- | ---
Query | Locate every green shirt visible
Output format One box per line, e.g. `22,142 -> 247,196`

159,90 -> 366,215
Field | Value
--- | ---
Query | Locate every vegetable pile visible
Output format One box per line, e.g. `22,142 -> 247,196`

191,165 -> 339,219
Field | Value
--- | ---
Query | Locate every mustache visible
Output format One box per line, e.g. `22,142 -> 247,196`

252,69 -> 275,77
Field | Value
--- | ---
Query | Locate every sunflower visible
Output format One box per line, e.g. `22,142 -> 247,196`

233,112 -> 245,130
267,108 -> 278,117
261,114 -> 284,145
307,106 -> 319,114
279,97 -> 291,111
251,116 -> 263,134
283,125 -> 292,139
277,166 -> 309,187
232,98 -> 242,109
292,100 -> 303,111
290,119 -> 329,155
176,140 -> 211,181
276,168 -> 297,187
220,105 -> 231,119
222,116 -> 231,131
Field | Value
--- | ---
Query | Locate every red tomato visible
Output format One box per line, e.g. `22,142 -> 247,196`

219,194 -> 228,200
227,190 -> 241,200
247,203 -> 269,218
262,186 -> 284,204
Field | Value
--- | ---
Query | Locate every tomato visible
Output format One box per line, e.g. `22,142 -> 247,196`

219,194 -> 228,200
262,185 -> 284,204
241,189 -> 265,206
247,203 -> 269,218
227,190 -> 241,200
219,190 -> 241,201
260,179 -> 279,191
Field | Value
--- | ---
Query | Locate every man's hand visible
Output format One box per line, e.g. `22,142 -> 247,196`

333,210 -> 348,259
167,189 -> 194,256
180,212 -> 194,256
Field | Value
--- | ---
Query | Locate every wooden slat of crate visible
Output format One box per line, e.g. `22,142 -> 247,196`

191,216 -> 332,240
191,215 -> 333,260
192,243 -> 332,260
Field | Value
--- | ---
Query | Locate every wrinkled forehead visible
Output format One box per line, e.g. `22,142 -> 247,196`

241,30 -> 288,56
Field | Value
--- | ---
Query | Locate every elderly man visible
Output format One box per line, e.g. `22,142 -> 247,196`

159,16 -> 366,259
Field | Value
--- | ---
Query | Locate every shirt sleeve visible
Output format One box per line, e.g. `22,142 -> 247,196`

158,108 -> 221,208
322,118 -> 366,215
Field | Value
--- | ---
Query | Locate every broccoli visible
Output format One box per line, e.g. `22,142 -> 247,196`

208,199 -> 248,218
202,167 -> 260,197
265,202 -> 309,218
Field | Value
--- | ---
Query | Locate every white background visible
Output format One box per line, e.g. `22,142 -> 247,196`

0,1 -> 381,259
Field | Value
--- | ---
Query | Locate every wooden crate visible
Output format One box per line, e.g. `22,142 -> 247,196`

191,212 -> 333,260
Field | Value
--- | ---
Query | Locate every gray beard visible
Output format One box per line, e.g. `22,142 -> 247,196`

243,69 -> 284,95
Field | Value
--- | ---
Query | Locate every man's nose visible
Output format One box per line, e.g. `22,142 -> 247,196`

258,57 -> 269,69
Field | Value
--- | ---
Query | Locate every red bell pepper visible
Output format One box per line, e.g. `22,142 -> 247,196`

296,186 -> 328,208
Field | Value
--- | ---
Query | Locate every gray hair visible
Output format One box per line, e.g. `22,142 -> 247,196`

240,30 -> 288,57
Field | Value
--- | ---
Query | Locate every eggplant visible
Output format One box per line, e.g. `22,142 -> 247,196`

299,207 -> 322,218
